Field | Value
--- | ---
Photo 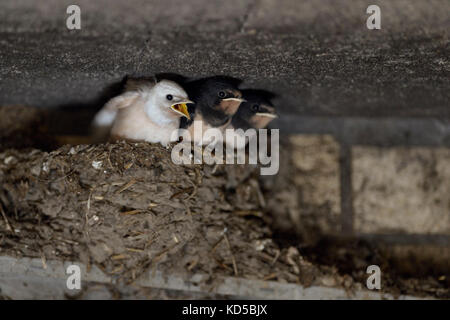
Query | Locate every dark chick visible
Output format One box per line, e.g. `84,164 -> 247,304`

231,89 -> 278,130
180,76 -> 245,144
224,89 -> 278,150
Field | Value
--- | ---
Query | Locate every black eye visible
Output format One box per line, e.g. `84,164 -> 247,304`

218,91 -> 226,98
166,94 -> 173,101
251,104 -> 260,112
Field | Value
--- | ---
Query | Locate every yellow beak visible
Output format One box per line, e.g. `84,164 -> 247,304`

170,102 -> 191,119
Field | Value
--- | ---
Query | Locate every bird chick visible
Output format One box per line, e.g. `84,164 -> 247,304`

231,89 -> 278,130
225,89 -> 278,149
180,76 -> 245,145
92,79 -> 192,146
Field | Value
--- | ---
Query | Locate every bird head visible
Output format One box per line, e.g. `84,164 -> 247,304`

151,80 -> 193,120
187,76 -> 245,126
233,89 -> 278,129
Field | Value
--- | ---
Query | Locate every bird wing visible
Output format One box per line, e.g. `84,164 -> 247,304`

93,92 -> 140,125
91,91 -> 141,142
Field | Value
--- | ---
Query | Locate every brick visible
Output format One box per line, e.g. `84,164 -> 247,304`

288,135 -> 341,233
352,147 -> 450,235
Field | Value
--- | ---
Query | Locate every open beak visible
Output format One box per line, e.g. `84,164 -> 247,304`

170,100 -> 193,119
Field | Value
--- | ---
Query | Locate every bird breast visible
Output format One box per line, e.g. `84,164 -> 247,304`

110,98 -> 179,145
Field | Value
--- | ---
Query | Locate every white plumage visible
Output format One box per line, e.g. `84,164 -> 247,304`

92,80 -> 192,146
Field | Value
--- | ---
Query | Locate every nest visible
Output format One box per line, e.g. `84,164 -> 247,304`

0,142 -> 334,288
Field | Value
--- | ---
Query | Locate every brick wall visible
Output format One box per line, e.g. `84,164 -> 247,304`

284,134 -> 450,240
277,133 -> 450,272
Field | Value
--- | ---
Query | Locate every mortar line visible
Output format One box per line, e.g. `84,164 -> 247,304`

339,142 -> 354,235
275,115 -> 450,147
134,33 -> 152,75
356,233 -> 450,247
239,0 -> 258,34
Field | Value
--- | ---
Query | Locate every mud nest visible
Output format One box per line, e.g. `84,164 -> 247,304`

0,142 -> 342,289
